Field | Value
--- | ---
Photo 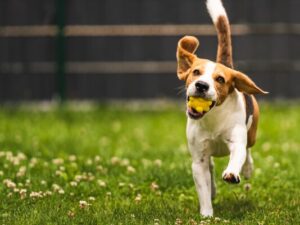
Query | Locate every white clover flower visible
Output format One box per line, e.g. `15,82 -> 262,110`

74,175 -> 83,182
188,219 -> 197,225
175,218 -> 183,225
44,191 -> 53,196
127,166 -> 136,173
154,159 -> 162,167
3,179 -> 16,189
118,182 -> 126,187
87,173 -> 95,181
16,166 -> 27,177
40,180 -> 47,185
29,158 -> 38,168
70,181 -> 78,187
150,182 -> 159,191
30,191 -> 43,198
5,151 -> 13,159
214,217 -> 221,222
52,184 -> 61,192
96,165 -> 104,171
97,180 -> 106,187
154,218 -> 160,224
55,170 -> 63,176
88,196 -> 95,201
79,200 -> 90,209
135,194 -> 142,202
68,155 -> 77,162
58,189 -> 65,194
111,156 -> 120,165
16,152 -> 27,161
86,159 -> 93,165
67,210 -> 75,218
19,189 -> 27,199
94,156 -> 101,162
24,179 -> 31,187
52,158 -> 64,165
121,158 -> 130,166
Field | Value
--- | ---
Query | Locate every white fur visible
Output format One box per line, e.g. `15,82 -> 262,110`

247,115 -> 253,130
183,0 -> 253,217
186,61 -> 217,101
206,0 -> 227,23
187,89 -> 249,216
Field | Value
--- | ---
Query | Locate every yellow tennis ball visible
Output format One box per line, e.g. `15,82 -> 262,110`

188,97 -> 212,113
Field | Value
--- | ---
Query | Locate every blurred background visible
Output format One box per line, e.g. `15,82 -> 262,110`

0,0 -> 300,102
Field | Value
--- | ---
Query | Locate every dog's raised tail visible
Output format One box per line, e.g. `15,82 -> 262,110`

206,0 -> 233,68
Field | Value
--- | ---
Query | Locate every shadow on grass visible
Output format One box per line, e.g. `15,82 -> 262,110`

214,197 -> 256,219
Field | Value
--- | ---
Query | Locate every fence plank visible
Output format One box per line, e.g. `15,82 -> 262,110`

0,0 -> 300,101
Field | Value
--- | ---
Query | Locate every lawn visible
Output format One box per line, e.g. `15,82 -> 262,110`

0,102 -> 299,225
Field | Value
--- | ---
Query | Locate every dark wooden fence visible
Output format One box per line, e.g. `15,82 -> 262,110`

1,0 -> 300,101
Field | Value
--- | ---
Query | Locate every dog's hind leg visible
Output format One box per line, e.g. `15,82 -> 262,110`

209,157 -> 216,199
241,148 -> 254,179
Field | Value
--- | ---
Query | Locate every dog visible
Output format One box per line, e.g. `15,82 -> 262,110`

176,0 -> 268,217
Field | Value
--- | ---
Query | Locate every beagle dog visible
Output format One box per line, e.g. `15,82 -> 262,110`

176,0 -> 267,217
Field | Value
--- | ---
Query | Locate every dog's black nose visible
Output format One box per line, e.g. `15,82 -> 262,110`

195,81 -> 209,93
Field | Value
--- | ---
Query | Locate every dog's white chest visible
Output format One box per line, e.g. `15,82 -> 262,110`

187,122 -> 230,157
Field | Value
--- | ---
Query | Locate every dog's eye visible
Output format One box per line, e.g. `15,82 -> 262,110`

216,76 -> 225,84
193,69 -> 201,76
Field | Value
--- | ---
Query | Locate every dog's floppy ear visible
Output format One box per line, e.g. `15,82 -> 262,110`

176,36 -> 199,81
233,70 -> 268,95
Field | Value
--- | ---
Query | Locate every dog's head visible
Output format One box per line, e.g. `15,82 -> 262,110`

177,36 -> 267,120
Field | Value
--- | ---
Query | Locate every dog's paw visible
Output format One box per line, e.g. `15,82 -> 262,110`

222,171 -> 240,184
200,208 -> 213,217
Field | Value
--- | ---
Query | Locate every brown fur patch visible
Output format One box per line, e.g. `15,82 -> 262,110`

185,59 -> 208,87
212,64 -> 234,105
247,96 -> 259,147
216,16 -> 233,68
176,36 -> 199,80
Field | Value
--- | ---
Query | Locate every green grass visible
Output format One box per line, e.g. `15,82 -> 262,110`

0,102 -> 299,225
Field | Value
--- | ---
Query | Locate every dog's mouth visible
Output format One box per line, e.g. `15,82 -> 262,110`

186,96 -> 216,120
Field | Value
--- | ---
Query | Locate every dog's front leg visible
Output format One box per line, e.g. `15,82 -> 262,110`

223,127 -> 247,183
191,153 -> 213,217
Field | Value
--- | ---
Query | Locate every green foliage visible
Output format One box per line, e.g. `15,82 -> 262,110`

0,103 -> 299,224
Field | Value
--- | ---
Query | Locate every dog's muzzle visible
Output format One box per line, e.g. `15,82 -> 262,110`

186,96 -> 216,120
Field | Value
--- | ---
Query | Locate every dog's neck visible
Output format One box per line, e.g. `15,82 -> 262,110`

188,89 -> 242,132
